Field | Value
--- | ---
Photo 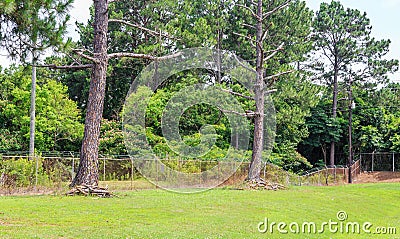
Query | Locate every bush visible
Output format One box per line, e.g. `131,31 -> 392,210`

0,157 -> 50,187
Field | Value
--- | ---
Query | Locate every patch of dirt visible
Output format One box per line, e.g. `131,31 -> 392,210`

0,186 -> 65,196
355,172 -> 400,183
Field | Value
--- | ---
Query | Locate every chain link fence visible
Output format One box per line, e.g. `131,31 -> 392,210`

360,152 -> 400,172
0,151 -> 391,190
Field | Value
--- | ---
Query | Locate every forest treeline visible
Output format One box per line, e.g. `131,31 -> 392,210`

0,0 -> 399,173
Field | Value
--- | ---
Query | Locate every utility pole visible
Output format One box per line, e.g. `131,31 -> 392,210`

29,52 -> 37,159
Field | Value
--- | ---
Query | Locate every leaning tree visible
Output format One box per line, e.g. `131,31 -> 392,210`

52,0 -> 179,187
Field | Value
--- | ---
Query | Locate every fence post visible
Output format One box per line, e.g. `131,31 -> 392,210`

35,155 -> 38,186
72,157 -> 75,179
371,152 -> 374,172
263,162 -> 266,179
393,153 -> 395,172
131,158 -> 134,190
103,158 -> 106,181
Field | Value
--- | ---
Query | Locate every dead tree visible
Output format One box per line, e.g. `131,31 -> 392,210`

235,0 -> 292,182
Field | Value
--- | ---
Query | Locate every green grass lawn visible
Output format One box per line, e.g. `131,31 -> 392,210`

0,183 -> 399,238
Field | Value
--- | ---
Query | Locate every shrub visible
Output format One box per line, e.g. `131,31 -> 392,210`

0,157 -> 50,187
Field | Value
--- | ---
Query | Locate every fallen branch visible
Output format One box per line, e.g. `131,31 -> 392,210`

248,178 -> 286,190
66,184 -> 114,198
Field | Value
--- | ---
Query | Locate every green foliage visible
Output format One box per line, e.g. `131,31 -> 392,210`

0,0 -> 73,60
0,157 -> 50,187
274,76 -> 320,145
269,143 -> 312,173
313,0 -> 398,86
0,66 -> 83,151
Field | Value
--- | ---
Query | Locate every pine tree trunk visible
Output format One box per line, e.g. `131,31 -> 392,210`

71,0 -> 108,187
248,0 -> 265,181
329,65 -> 339,167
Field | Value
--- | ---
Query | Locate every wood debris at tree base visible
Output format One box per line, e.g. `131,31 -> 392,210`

248,178 -> 286,191
66,184 -> 113,198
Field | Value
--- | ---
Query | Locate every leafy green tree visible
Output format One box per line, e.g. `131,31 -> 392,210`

0,66 -> 83,151
0,0 -> 73,156
300,99 -> 345,165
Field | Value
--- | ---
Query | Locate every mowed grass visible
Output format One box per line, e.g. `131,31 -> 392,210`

0,183 -> 399,239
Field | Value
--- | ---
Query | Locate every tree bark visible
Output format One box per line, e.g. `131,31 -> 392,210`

248,0 -> 265,181
71,0 -> 109,187
329,62 -> 339,167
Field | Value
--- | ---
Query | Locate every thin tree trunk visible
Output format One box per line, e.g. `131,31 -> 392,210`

348,77 -> 353,183
248,0 -> 265,181
71,0 -> 108,187
330,64 -> 339,166
322,144 -> 327,165
29,55 -> 37,159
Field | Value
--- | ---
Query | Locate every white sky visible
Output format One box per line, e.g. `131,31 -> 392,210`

1,0 -> 399,81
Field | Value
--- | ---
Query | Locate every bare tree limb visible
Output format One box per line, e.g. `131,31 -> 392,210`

264,89 -> 277,94
220,109 -> 258,118
233,32 -> 256,48
236,4 -> 261,21
108,19 -> 179,40
261,22 -> 275,42
219,88 -> 254,100
263,0 -> 291,20
263,70 -> 294,82
241,22 -> 256,30
72,49 -> 99,63
232,54 -> 257,73
36,64 -> 93,69
264,42 -> 284,61
108,51 -> 182,61
108,52 -> 157,60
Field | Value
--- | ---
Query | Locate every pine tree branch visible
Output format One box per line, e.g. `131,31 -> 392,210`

264,89 -> 277,94
263,0 -> 291,20
233,32 -> 256,48
36,64 -> 93,69
108,52 -> 182,61
241,22 -> 256,30
108,19 -> 179,40
263,70 -> 293,82
72,49 -> 99,63
220,109 -> 258,118
236,4 -> 262,21
108,52 -> 157,60
264,42 -> 285,61
219,88 -> 254,100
